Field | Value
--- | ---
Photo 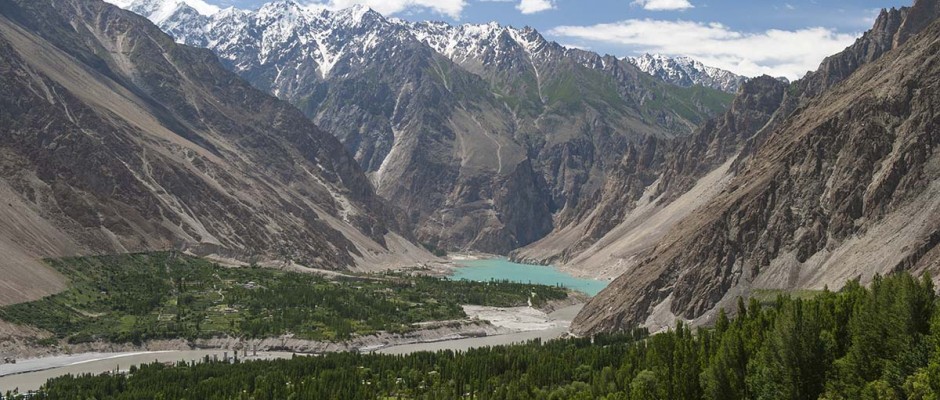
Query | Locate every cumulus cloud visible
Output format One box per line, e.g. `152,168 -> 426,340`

307,0 -> 466,18
631,0 -> 693,11
549,19 -> 859,79
516,0 -> 555,14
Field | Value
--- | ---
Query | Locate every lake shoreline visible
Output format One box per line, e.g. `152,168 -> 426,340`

448,258 -> 610,296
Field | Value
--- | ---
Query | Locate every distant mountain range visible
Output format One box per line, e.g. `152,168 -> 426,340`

627,53 -> 750,93
115,0 -> 734,254
115,1 -> 748,91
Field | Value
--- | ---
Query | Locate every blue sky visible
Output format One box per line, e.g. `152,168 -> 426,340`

192,0 -> 910,79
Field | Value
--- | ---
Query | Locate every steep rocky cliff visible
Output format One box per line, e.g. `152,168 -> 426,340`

117,0 -> 733,253
512,76 -> 789,272
0,0 -> 429,305
573,0 -> 940,335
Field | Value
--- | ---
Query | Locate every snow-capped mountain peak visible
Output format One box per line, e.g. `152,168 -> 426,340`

507,26 -> 547,56
257,0 -> 306,18
110,0 -> 220,23
403,20 -> 556,71
132,0 -> 411,85
406,20 -> 505,61
333,4 -> 377,24
627,53 -> 747,93
113,0 -> 738,96
101,0 -> 740,256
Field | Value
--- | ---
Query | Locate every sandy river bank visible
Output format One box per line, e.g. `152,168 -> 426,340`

0,304 -> 583,392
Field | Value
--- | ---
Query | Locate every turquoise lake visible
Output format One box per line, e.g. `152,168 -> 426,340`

449,258 -> 609,296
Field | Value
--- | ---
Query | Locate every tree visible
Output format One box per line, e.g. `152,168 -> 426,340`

747,299 -> 828,400
702,325 -> 748,400
631,370 -> 659,400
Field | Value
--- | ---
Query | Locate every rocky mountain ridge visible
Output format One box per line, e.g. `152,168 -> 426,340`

627,53 -> 749,93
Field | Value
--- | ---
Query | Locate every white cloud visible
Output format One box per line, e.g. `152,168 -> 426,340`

549,19 -> 859,79
307,0 -> 466,18
517,0 -> 555,14
631,0 -> 693,11
182,0 -> 221,15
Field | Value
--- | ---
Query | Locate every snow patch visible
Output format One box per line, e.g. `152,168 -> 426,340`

628,53 -> 746,93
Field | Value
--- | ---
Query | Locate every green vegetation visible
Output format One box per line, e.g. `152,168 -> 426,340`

0,252 -> 567,344
749,288 -> 824,303
491,61 -> 732,125
644,83 -> 735,125
15,272 -> 940,400
787,82 -> 804,97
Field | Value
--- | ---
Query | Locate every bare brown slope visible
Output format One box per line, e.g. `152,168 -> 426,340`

574,12 -> 940,335
0,0 -> 428,304
513,76 -> 787,272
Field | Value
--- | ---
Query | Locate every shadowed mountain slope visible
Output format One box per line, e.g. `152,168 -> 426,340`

0,0 -> 429,305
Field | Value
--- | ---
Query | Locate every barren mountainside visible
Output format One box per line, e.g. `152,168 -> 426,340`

573,0 -> 940,335
0,0 -> 429,305
515,4 -> 940,278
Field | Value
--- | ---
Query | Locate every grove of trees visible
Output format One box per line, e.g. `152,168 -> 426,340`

7,272 -> 940,399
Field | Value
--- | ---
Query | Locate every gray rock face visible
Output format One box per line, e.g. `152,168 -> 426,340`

656,76 -> 789,199
573,0 -> 940,335
119,0 -> 733,254
0,0 -> 428,303
628,54 -> 748,93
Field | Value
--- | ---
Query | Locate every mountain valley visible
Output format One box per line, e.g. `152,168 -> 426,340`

0,0 -> 939,397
